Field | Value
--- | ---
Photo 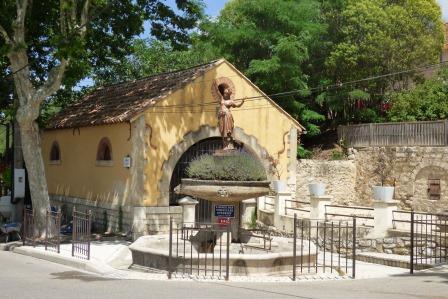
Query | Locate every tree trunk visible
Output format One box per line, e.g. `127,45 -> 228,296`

18,118 -> 50,236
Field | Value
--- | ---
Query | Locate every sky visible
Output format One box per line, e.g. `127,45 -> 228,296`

440,0 -> 448,20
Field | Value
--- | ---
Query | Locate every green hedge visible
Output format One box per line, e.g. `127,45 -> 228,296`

186,154 -> 267,181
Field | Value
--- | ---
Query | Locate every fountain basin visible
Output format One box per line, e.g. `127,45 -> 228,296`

174,179 -> 271,202
129,234 -> 317,276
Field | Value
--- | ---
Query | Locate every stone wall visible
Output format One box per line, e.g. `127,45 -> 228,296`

296,160 -> 357,205
296,147 -> 448,213
355,147 -> 448,212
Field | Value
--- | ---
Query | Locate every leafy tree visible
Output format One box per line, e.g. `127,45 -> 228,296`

318,0 -> 444,125
0,0 -> 204,234
198,0 -> 326,135
92,38 -> 216,85
387,67 -> 448,122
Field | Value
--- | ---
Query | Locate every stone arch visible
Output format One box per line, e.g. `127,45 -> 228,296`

412,165 -> 448,203
158,125 -> 272,206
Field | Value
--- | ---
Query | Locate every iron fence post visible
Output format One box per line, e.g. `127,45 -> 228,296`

410,211 -> 414,274
352,217 -> 356,279
22,209 -> 25,246
45,209 -> 48,251
57,209 -> 61,254
293,214 -> 297,281
168,216 -> 173,279
72,207 -> 75,257
87,210 -> 91,260
225,220 -> 231,281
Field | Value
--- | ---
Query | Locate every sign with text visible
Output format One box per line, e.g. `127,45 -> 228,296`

214,205 -> 235,218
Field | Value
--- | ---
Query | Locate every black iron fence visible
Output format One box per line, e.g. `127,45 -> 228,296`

71,207 -> 92,260
293,216 -> 356,280
324,205 -> 374,228
22,208 -> 36,247
285,199 -> 310,215
44,209 -> 62,253
168,218 -> 231,280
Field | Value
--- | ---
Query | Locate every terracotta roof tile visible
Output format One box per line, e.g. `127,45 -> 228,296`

47,60 -> 221,129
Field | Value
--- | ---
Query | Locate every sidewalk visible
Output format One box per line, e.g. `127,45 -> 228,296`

11,241 -> 413,282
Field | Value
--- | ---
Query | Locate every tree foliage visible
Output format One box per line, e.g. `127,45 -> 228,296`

317,0 -> 444,124
197,0 -> 326,135
387,67 -> 448,122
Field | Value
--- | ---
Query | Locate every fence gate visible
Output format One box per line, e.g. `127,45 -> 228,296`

293,216 -> 356,279
45,209 -> 61,253
168,218 -> 231,280
72,207 -> 92,260
23,208 -> 36,247
410,212 -> 448,273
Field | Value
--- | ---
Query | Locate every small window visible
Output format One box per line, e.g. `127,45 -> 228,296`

50,141 -> 61,162
96,137 -> 113,161
428,179 -> 441,200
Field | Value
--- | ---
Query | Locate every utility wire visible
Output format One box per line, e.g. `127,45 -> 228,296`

141,60 -> 448,111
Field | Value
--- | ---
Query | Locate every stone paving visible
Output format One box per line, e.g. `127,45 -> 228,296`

11,241 -> 413,283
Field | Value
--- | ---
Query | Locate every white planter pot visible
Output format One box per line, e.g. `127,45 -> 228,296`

272,180 -> 287,192
372,186 -> 395,202
308,183 -> 326,197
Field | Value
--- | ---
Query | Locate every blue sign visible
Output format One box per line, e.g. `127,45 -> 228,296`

214,205 -> 235,218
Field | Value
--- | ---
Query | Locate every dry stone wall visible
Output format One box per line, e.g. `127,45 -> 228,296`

296,146 -> 448,213
296,160 -> 356,205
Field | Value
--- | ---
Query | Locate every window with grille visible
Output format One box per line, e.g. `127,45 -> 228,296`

428,179 -> 441,200
50,141 -> 60,161
96,137 -> 113,161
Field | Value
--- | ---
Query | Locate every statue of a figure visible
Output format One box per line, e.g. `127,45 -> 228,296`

213,82 -> 245,151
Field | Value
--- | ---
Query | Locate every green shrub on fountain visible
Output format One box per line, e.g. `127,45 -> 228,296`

186,154 -> 267,181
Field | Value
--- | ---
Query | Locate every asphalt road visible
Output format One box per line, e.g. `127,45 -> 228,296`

1,250 -> 448,299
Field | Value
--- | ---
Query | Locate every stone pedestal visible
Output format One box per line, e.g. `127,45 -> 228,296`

371,200 -> 398,238
241,198 -> 257,229
310,195 -> 333,220
274,192 -> 292,229
178,196 -> 199,227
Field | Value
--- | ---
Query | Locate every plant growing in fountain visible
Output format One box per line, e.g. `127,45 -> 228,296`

372,148 -> 395,202
186,154 -> 267,181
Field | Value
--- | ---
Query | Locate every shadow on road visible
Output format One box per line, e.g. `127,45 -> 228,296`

50,271 -> 116,282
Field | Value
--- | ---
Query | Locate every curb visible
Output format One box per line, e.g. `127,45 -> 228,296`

12,246 -> 117,275
0,241 -> 22,251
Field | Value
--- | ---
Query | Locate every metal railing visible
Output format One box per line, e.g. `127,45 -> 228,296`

168,219 -> 231,280
72,207 -> 92,260
22,208 -> 35,247
240,229 -> 272,252
285,199 -> 310,215
45,209 -> 61,253
292,215 -> 356,280
325,204 -> 374,227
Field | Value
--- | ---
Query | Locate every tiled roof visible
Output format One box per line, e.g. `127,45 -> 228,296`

47,60 -> 221,129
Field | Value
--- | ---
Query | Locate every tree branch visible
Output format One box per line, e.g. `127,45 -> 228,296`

0,25 -> 12,44
35,58 -> 69,102
12,0 -> 28,44
79,0 -> 91,37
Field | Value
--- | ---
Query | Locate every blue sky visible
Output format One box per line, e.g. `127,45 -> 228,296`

440,0 -> 448,20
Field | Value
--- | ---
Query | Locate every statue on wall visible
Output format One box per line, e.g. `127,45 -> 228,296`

212,78 -> 245,151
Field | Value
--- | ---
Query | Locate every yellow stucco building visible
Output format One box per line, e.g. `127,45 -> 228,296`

43,59 -> 304,235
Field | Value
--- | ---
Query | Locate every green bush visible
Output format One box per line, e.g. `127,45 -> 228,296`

331,150 -> 345,160
297,145 -> 312,159
186,154 -> 267,181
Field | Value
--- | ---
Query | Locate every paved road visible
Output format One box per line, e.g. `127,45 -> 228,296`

1,251 -> 448,299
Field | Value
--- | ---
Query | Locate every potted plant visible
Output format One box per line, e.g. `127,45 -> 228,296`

308,163 -> 328,196
372,149 -> 395,202
265,153 -> 287,192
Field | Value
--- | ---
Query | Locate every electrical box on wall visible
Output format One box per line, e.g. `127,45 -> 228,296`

14,168 -> 26,198
123,155 -> 131,169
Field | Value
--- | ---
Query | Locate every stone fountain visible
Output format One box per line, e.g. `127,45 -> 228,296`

129,79 -> 316,277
